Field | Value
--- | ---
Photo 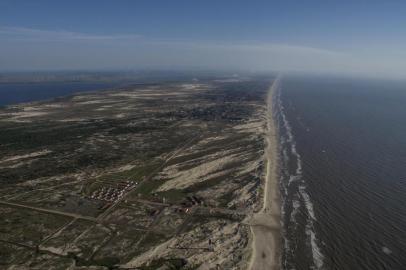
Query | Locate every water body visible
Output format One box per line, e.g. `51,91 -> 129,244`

275,76 -> 406,269
0,81 -> 121,107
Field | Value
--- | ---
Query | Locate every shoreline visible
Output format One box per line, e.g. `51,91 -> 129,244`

247,77 -> 281,270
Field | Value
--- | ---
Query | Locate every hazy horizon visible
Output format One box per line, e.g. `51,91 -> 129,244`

1,1 -> 406,79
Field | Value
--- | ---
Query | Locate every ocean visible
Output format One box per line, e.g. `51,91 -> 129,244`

275,76 -> 406,270
0,81 -> 120,107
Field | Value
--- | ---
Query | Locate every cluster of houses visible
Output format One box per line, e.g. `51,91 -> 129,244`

182,196 -> 204,207
173,196 -> 205,214
89,180 -> 137,202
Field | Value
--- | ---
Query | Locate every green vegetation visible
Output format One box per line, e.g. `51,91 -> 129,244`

156,189 -> 185,203
0,77 -> 269,268
0,206 -> 70,245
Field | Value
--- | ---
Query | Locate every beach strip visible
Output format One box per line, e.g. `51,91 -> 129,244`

248,77 -> 281,270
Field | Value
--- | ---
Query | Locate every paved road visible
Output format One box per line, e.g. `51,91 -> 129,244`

0,200 -> 97,222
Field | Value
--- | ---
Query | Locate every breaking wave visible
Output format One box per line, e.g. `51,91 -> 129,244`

274,80 -> 325,269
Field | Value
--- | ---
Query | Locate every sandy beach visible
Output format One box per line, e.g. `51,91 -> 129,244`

248,77 -> 281,270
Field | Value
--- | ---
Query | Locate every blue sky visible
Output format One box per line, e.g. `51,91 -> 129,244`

1,0 -> 406,78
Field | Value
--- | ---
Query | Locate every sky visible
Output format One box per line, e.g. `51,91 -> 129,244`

1,0 -> 406,78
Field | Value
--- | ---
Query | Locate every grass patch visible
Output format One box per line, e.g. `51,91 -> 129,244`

156,189 -> 186,203
100,161 -> 162,183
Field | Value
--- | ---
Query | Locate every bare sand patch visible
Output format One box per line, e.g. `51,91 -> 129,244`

42,103 -> 68,109
180,83 -> 205,90
115,113 -> 126,118
1,150 -> 52,163
9,111 -> 48,119
76,100 -> 108,105
157,152 -> 239,191
115,164 -> 137,172
124,220 -> 248,269
233,118 -> 266,134
57,118 -> 87,122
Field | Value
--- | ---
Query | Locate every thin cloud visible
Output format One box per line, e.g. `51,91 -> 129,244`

174,40 -> 345,57
0,26 -> 342,58
4,26 -> 395,78
0,26 -> 142,41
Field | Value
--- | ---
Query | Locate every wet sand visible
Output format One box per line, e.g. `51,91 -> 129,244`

248,77 -> 281,270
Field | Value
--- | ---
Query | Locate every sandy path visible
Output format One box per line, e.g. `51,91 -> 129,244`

248,77 -> 281,270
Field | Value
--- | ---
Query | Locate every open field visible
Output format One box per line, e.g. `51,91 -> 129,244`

0,76 -> 274,269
